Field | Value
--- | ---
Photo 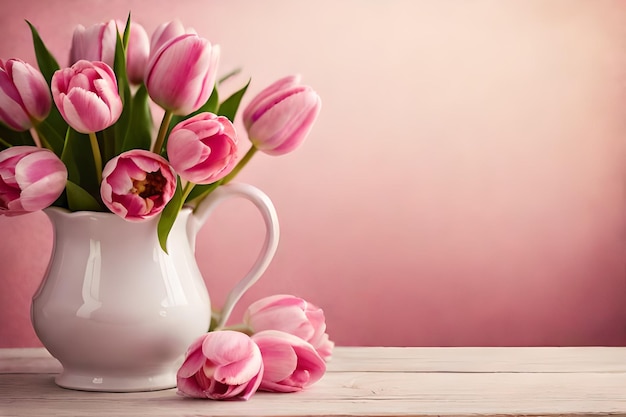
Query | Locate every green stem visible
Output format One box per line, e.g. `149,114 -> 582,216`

102,128 -> 115,163
181,181 -> 195,203
220,146 -> 258,185
189,181 -> 221,212
32,125 -> 52,151
0,137 -> 11,149
89,132 -> 103,183
152,110 -> 173,155
29,127 -> 41,148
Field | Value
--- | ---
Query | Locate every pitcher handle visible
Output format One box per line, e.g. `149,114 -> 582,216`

190,182 -> 279,329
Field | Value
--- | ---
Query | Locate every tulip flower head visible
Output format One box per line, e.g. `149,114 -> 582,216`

244,294 -> 334,361
51,60 -> 123,133
0,146 -> 67,215
167,112 -> 238,185
100,149 -> 176,221
145,33 -> 219,116
243,75 -> 321,156
252,330 -> 326,393
177,330 -> 264,400
69,20 -> 117,70
0,59 -> 51,131
69,20 -> 150,85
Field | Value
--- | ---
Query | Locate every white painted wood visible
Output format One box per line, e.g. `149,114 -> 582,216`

329,346 -> 626,372
1,347 -> 625,417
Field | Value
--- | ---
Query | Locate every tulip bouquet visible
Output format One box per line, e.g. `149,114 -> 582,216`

178,294 -> 334,399
0,15 -> 332,400
0,15 -> 321,251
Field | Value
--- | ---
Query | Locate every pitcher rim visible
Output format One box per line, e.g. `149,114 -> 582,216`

43,206 -> 193,219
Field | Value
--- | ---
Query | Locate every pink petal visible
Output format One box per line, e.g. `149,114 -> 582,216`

243,75 -> 300,129
61,89 -> 111,133
146,34 -> 216,115
249,90 -> 321,155
17,170 -> 66,211
149,20 -> 186,55
253,336 -> 297,383
167,128 -> 208,172
176,375 -> 206,398
240,362 -> 263,400
177,352 -> 206,379
0,68 -> 30,130
9,60 -> 50,121
14,151 -> 63,186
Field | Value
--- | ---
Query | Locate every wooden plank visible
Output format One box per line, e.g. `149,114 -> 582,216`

329,346 -> 626,372
0,348 -> 61,374
4,347 -> 626,374
1,347 -> 625,417
1,371 -> 625,417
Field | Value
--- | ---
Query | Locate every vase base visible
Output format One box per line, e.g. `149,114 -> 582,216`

55,370 -> 177,392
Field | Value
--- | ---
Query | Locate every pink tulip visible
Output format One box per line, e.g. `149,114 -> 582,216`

51,60 -> 123,134
0,59 -> 51,131
252,330 -> 326,393
69,20 -> 150,85
69,21 -> 117,70
100,149 -> 176,221
0,146 -> 67,215
145,33 -> 219,116
177,330 -> 264,400
242,75 -> 321,155
166,113 -> 238,185
244,295 -> 334,361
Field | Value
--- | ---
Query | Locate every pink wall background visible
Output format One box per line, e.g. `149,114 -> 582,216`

1,0 -> 625,347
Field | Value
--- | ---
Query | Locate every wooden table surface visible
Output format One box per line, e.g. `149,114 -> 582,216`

1,347 -> 625,417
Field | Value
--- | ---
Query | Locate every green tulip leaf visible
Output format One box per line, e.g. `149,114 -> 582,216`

0,123 -> 36,147
36,107 -> 68,156
52,188 -> 68,209
112,29 -> 131,156
217,79 -> 250,122
157,177 -> 184,254
0,138 -> 10,150
217,68 -> 242,85
26,21 -> 71,157
26,20 -> 60,85
204,85 -> 220,115
121,85 -> 153,152
61,128 -> 100,200
66,180 -> 104,212
122,13 -> 131,50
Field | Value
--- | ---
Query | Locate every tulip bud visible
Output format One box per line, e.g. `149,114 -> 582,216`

69,21 -> 117,69
145,34 -> 219,116
0,59 -> 51,131
243,75 -> 321,155
51,60 -> 123,133
100,149 -> 176,221
176,331 -> 264,400
0,146 -> 67,215
70,20 -> 150,85
244,294 -> 334,361
252,330 -> 326,393
167,113 -> 238,185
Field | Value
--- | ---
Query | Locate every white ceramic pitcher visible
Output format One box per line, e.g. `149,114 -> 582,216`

31,182 -> 279,392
